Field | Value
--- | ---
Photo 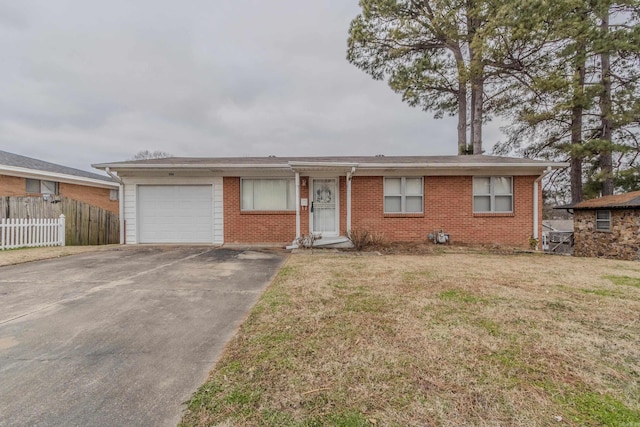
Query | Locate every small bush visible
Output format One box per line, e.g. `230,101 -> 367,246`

347,228 -> 388,251
295,233 -> 321,249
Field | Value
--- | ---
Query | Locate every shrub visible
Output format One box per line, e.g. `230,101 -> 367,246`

347,229 -> 388,251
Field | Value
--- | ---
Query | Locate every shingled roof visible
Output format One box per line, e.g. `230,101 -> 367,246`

95,155 -> 557,167
569,191 -> 640,210
0,150 -> 115,183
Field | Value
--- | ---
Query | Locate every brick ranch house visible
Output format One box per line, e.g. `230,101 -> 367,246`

0,150 -> 119,213
94,155 -> 565,249
568,190 -> 640,260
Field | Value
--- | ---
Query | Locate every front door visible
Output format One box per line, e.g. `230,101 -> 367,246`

311,178 -> 338,237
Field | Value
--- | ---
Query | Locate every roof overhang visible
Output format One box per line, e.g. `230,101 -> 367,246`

1,165 -> 118,189
94,159 -> 567,177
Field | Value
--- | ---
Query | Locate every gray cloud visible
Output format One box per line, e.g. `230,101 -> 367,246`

0,0 -> 503,172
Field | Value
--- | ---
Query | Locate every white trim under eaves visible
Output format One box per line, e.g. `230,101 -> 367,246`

0,166 -> 118,189
93,163 -> 291,170
355,162 -> 568,169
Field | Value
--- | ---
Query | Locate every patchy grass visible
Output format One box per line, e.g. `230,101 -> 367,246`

181,253 -> 640,427
604,275 -> 640,289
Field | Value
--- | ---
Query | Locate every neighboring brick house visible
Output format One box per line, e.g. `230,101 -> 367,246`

94,155 -> 565,248
0,150 -> 119,213
570,191 -> 640,261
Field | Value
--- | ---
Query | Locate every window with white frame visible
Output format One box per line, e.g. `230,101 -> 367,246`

26,179 -> 59,195
109,189 -> 119,201
384,177 -> 423,213
595,210 -> 611,231
241,178 -> 295,211
473,176 -> 513,213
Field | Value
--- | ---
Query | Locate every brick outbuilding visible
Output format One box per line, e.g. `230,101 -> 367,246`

569,191 -> 640,261
95,155 -> 565,249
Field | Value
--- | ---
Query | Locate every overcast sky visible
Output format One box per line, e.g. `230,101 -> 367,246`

0,0 -> 504,173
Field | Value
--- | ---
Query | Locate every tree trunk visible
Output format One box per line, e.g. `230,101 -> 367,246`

570,42 -> 587,204
599,10 -> 614,195
471,79 -> 483,155
569,40 -> 587,203
467,2 -> 483,155
458,81 -> 468,155
452,45 -> 469,155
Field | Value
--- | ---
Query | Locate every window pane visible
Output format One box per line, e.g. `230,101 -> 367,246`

596,220 -> 610,231
405,178 -> 422,195
241,180 -> 254,210
473,196 -> 491,212
406,196 -> 423,213
41,180 -> 57,194
473,177 -> 491,195
495,196 -> 513,212
385,178 -> 401,195
242,179 -> 294,210
384,196 -> 401,212
596,210 -> 610,220
26,179 -> 40,193
253,180 -> 288,210
287,179 -> 295,210
494,177 -> 512,195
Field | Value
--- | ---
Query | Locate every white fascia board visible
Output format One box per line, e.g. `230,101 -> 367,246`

94,160 -> 568,175
355,162 -> 568,170
93,163 -> 290,170
1,166 -> 118,189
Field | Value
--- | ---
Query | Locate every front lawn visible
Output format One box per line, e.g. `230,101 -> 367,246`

181,252 -> 640,426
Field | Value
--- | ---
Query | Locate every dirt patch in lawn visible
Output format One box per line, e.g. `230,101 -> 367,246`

181,252 -> 640,427
0,245 -> 116,267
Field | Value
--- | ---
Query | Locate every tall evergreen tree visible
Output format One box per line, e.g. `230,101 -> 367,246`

347,0 -> 545,155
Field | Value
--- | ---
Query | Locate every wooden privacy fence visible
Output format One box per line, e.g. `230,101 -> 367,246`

0,196 -> 119,246
0,215 -> 66,250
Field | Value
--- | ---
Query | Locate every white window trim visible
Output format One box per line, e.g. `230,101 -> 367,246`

240,177 -> 295,211
595,210 -> 611,231
383,177 -> 424,214
473,176 -> 514,213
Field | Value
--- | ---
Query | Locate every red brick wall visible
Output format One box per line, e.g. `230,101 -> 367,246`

351,175 -> 537,247
59,183 -> 119,214
0,174 -> 118,214
223,177 -> 296,244
222,175 -> 539,248
0,175 -> 27,196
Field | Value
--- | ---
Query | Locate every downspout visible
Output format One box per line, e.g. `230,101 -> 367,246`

346,166 -> 355,235
105,167 -> 125,245
295,172 -> 301,242
533,167 -> 552,250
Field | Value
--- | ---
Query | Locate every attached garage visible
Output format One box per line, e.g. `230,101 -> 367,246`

137,185 -> 214,244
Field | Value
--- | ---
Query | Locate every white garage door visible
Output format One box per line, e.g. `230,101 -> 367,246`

138,185 -> 213,244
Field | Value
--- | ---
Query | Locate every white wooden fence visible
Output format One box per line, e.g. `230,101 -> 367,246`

0,214 -> 66,250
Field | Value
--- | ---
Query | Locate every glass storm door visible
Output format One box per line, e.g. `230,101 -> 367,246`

311,178 -> 338,236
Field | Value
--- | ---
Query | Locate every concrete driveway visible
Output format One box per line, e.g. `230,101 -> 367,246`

0,246 -> 286,427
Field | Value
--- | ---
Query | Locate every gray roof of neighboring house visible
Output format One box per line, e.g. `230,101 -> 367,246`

0,150 -> 115,183
95,155 -> 565,168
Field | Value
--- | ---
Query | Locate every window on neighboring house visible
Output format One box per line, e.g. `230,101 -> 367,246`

473,176 -> 513,213
109,189 -> 119,201
241,178 -> 295,211
384,177 -> 424,213
595,210 -> 611,231
26,179 -> 59,195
